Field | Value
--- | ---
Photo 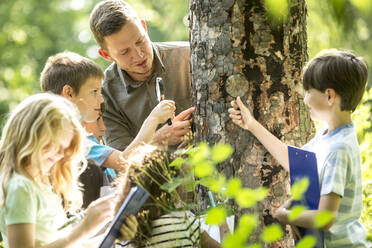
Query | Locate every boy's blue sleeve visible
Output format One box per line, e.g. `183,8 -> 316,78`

320,149 -> 349,197
86,139 -> 115,167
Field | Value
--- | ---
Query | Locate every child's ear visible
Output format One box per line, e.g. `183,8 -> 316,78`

98,48 -> 113,61
61,85 -> 74,99
326,88 -> 336,105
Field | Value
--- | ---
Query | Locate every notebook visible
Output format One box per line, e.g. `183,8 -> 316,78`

99,185 -> 149,248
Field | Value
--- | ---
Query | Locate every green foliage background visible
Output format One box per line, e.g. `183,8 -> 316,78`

0,0 -> 371,241
0,0 -> 188,125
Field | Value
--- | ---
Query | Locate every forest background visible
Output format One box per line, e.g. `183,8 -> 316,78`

0,0 -> 371,238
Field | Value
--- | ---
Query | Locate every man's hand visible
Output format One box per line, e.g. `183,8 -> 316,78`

153,107 -> 195,146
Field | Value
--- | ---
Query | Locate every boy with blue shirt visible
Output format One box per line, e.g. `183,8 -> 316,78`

229,49 -> 370,247
41,51 -> 176,174
85,108 -> 106,143
85,107 -> 117,181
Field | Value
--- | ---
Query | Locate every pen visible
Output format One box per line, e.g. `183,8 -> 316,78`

58,211 -> 85,230
208,191 -> 216,207
156,77 -> 172,125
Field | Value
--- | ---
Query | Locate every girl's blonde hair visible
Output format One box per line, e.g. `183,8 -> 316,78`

0,93 -> 86,212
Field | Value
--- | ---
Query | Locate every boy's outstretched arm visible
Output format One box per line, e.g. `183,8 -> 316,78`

228,97 -> 289,171
124,100 -> 176,153
102,100 -> 175,170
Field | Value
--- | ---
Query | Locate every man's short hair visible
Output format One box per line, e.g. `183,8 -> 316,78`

41,51 -> 103,95
89,0 -> 139,48
302,49 -> 368,112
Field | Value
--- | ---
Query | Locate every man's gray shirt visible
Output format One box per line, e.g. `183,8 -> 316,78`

101,42 -> 192,151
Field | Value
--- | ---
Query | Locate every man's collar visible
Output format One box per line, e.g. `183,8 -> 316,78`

152,42 -> 165,70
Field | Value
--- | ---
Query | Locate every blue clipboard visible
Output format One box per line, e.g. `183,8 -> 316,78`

288,146 -> 320,209
99,185 -> 149,248
288,146 -> 324,247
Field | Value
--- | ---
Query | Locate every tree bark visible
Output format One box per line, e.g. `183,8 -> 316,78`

189,0 -> 314,246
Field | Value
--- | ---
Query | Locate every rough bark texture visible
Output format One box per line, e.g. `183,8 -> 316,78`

189,0 -> 314,246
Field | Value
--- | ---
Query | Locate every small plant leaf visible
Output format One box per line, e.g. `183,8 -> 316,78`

211,143 -> 233,163
222,232 -> 245,248
254,187 -> 268,201
209,175 -> 226,193
159,176 -> 183,193
205,206 -> 227,225
190,142 -> 210,165
288,205 -> 307,221
314,210 -> 333,228
235,188 -> 257,208
261,223 -> 284,243
291,177 -> 310,200
295,235 -> 316,248
246,244 -> 262,248
226,178 -> 242,197
169,157 -> 184,169
194,160 -> 215,177
237,213 -> 258,237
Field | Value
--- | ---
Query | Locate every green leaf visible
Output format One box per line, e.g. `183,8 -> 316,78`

235,188 -> 258,208
205,206 -> 227,225
254,187 -> 268,201
211,143 -> 233,163
261,223 -> 284,243
264,0 -> 288,20
169,157 -> 184,169
198,177 -> 213,188
237,214 -> 258,237
226,178 -> 242,197
245,244 -> 262,248
288,205 -> 308,221
194,160 -> 215,177
222,233 -> 245,248
295,235 -> 316,248
190,142 -> 210,165
291,178 -> 310,200
314,210 -> 334,228
159,176 -> 183,193
209,175 -> 227,193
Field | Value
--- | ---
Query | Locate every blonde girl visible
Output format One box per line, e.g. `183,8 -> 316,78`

0,93 -> 136,248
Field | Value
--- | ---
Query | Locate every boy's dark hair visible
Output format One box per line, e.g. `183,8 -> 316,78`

89,0 -> 138,48
41,51 -> 104,95
302,49 -> 368,112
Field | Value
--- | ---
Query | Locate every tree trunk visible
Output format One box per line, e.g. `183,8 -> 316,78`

189,0 -> 314,246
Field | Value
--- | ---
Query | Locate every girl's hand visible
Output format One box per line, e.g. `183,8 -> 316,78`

117,215 -> 138,242
228,97 -> 255,131
150,100 -> 176,124
80,194 -> 117,238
